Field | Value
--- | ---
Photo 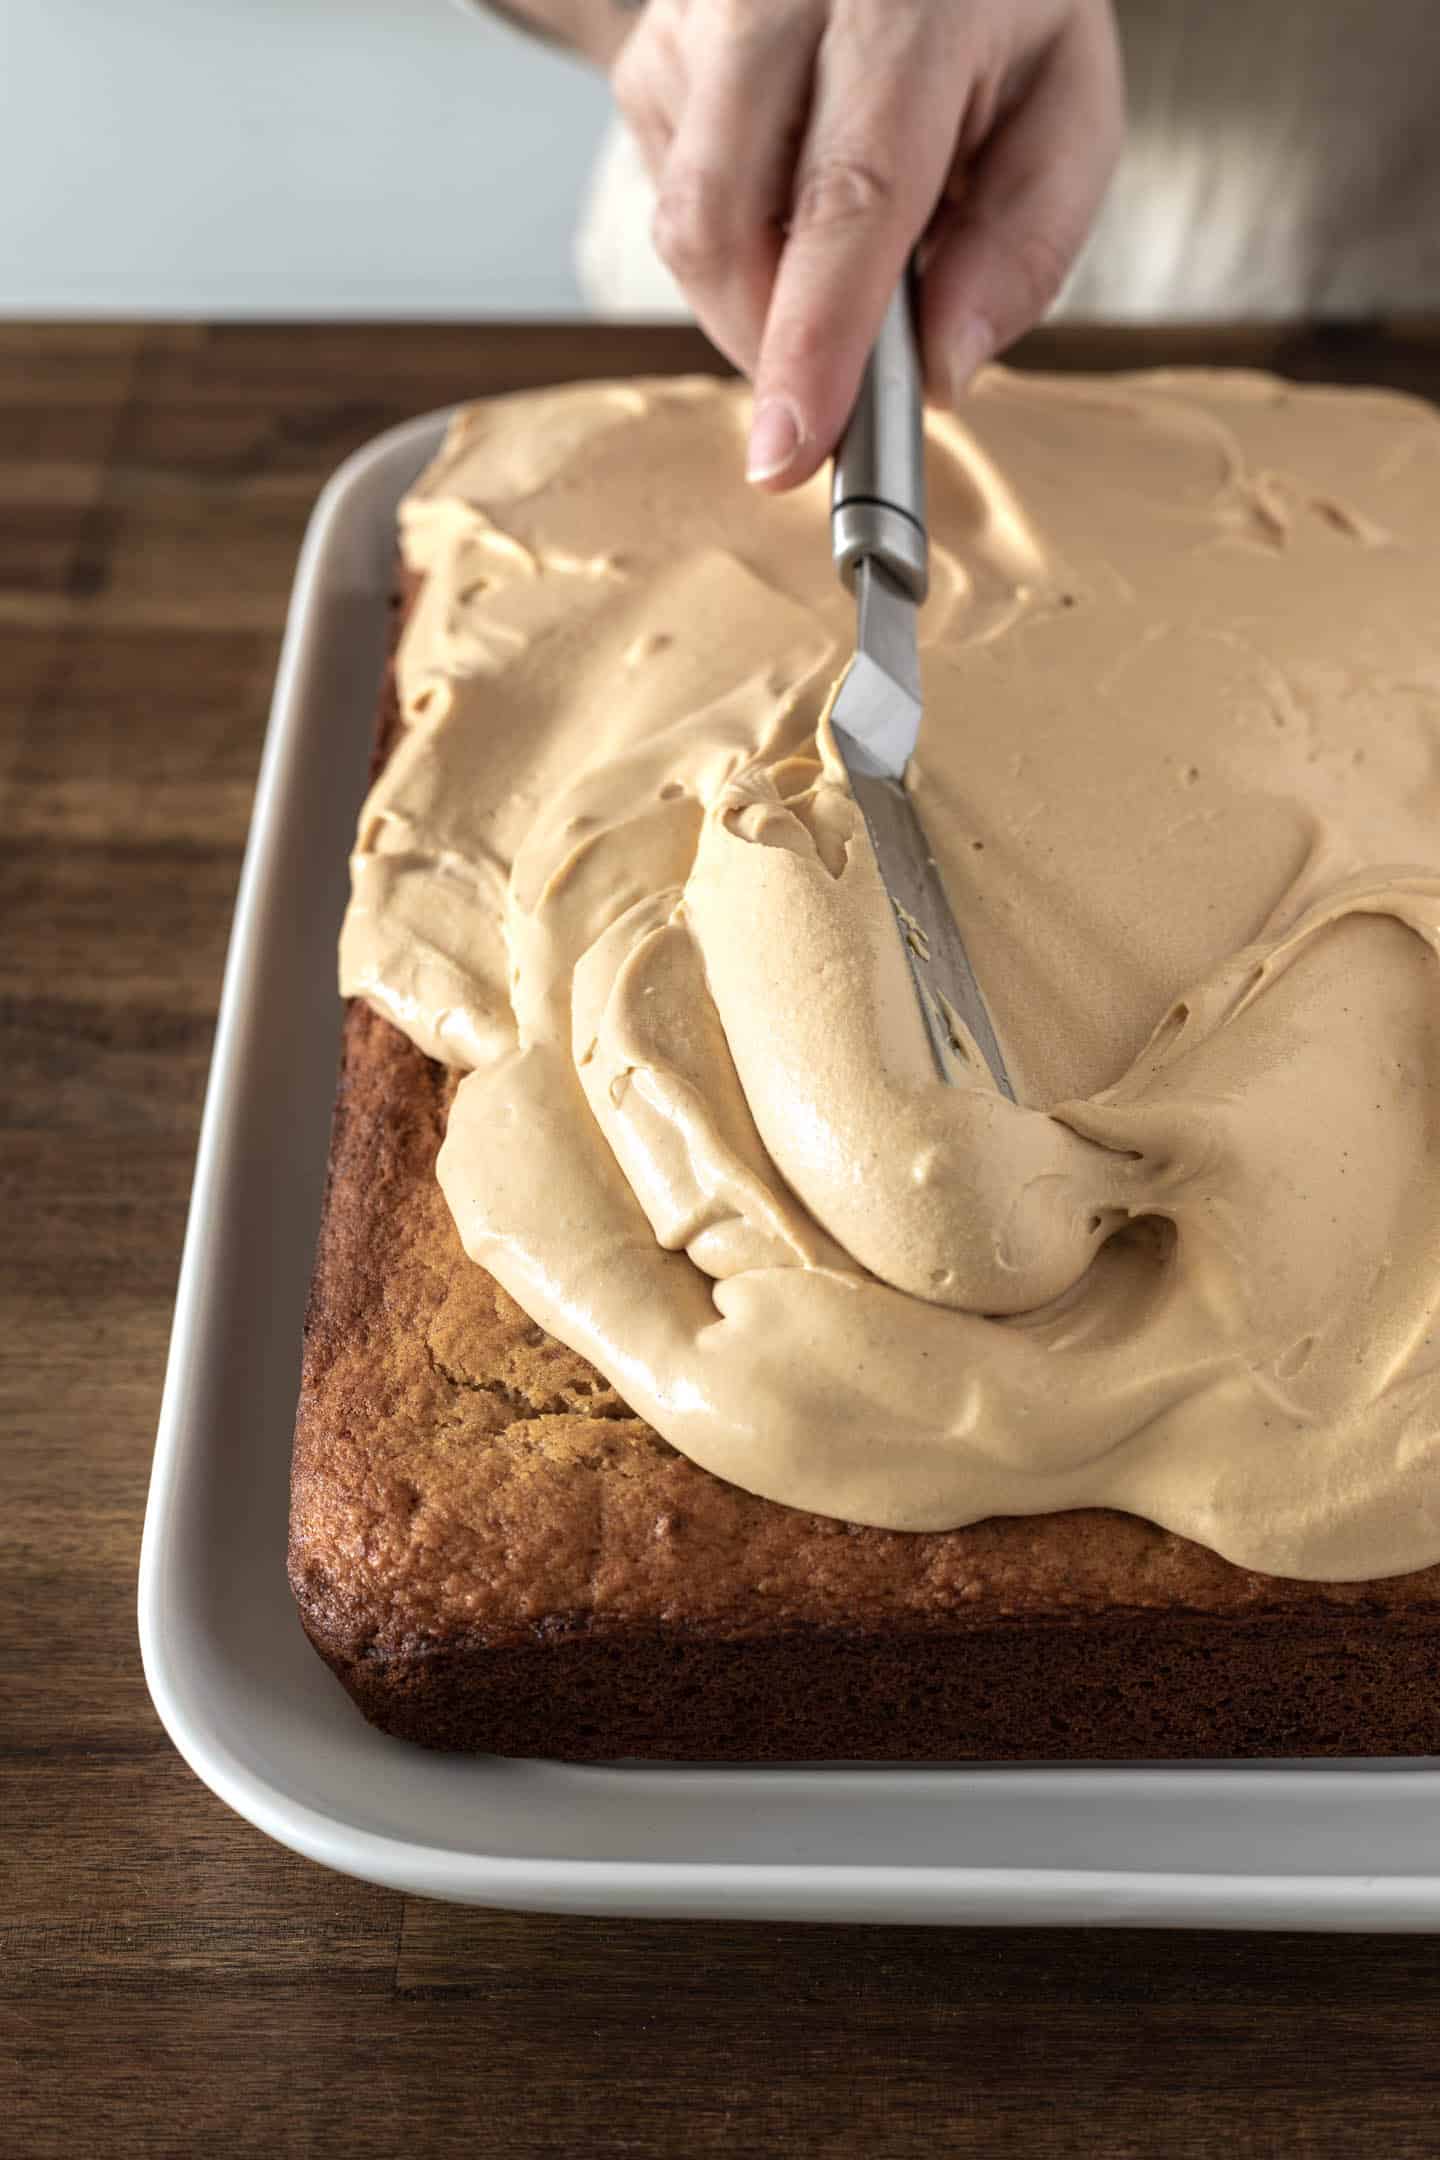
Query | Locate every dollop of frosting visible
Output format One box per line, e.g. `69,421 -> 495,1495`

340,370 -> 1440,1580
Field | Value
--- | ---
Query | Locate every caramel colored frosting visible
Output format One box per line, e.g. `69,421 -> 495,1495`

340,370 -> 1440,1580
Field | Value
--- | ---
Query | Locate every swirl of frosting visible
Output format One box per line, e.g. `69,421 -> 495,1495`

342,369 -> 1440,1579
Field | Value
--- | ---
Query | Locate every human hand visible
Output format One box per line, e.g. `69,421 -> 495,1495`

608,0 -> 1124,487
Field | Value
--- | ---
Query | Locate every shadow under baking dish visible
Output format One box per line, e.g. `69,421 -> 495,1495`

137,410 -> 1440,1928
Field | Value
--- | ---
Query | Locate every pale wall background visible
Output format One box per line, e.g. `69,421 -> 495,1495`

0,0 -> 611,315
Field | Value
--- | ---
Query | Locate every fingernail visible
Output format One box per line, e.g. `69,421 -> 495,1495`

746,396 -> 805,484
947,318 -> 994,405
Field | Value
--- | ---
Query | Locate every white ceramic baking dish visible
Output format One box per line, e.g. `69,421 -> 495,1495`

138,408 -> 1440,1928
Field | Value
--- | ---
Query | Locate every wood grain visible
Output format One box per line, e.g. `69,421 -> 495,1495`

5,321 -> 1440,2160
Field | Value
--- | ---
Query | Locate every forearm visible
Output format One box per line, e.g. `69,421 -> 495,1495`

481,0 -> 640,69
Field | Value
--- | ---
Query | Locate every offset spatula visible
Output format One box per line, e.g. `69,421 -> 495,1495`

829,276 -> 1016,1100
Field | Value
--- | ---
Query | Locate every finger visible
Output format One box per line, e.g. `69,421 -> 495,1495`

647,4 -> 821,375
621,96 -> 676,183
919,6 -> 1125,403
610,9 -> 684,178
747,2 -> 971,490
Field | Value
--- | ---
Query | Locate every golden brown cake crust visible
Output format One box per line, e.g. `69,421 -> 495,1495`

286,583 -> 1440,1760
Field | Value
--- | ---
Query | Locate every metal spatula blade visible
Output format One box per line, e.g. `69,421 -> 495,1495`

829,280 -> 1015,1100
830,563 -> 1015,1098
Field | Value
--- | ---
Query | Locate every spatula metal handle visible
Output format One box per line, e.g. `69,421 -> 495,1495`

832,266 -> 929,604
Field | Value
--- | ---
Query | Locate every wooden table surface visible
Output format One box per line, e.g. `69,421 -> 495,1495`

6,319 -> 1440,2159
